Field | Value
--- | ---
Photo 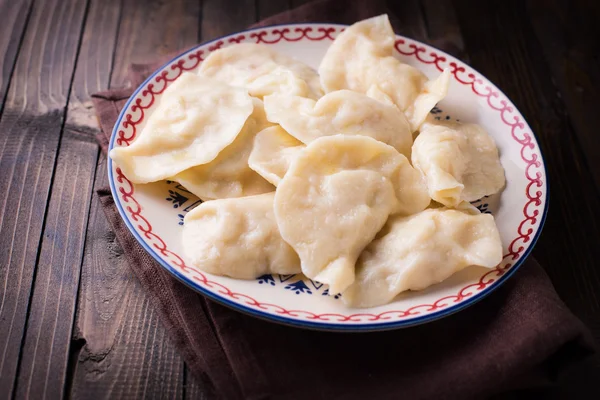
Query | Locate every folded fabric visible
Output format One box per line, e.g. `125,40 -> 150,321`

92,1 -> 595,398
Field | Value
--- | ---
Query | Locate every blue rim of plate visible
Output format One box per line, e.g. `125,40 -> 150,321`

108,23 -> 549,332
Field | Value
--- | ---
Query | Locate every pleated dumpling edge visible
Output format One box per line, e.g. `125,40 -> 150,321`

109,72 -> 254,184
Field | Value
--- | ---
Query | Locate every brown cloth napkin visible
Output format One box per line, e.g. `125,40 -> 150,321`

92,1 -> 595,398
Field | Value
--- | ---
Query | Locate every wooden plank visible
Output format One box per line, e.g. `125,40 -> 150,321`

201,0 -> 256,42
66,0 -> 123,130
70,0 -> 202,397
15,131 -> 98,400
12,0 -> 121,398
0,0 -> 33,111
420,0 -> 466,60
257,0 -> 290,20
526,0 -> 600,190
71,157 -> 184,400
452,0 -> 600,396
386,0 -> 428,42
0,0 -> 89,396
110,0 -> 200,88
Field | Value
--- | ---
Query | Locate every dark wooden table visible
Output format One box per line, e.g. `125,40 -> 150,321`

1,0 -> 599,398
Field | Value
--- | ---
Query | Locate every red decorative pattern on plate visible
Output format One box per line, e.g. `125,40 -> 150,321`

112,26 -> 545,323
251,27 -> 336,43
116,49 -> 206,146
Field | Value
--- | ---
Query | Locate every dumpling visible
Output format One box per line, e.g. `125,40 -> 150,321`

411,121 -> 505,207
318,14 -> 450,131
199,43 -> 323,100
343,208 -> 503,308
110,72 -> 253,183
274,135 -> 429,294
248,126 -> 305,186
263,90 -> 412,157
172,98 -> 274,200
182,192 -> 300,279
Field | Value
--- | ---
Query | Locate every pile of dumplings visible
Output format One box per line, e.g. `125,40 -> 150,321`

110,15 -> 506,308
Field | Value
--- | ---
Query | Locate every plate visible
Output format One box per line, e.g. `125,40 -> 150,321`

108,24 -> 548,331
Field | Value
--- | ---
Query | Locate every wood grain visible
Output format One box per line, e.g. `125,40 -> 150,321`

420,0 -> 466,60
15,131 -> 98,399
526,0 -> 600,191
386,0 -> 428,42
70,0 -> 202,397
201,0 -> 256,42
71,157 -> 184,400
12,0 -> 121,398
66,0 -> 123,131
0,0 -> 597,398
453,0 -> 600,396
0,0 -> 89,396
0,0 -> 33,111
110,0 -> 200,88
257,0 -> 291,20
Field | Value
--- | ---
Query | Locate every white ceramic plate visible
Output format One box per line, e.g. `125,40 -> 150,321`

108,24 -> 548,331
